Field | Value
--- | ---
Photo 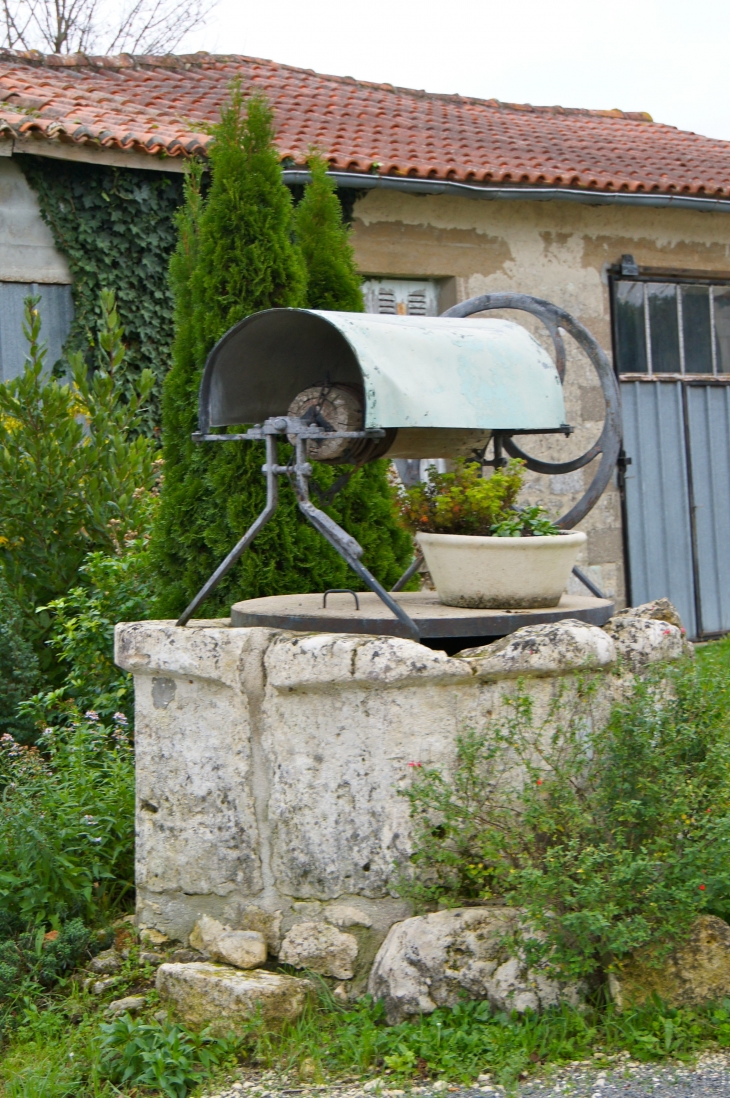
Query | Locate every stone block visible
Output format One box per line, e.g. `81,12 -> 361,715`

279,921 -> 358,979
156,962 -> 310,1033
117,618 -> 686,947
189,915 -> 266,969
609,916 -> 730,1010
368,907 -> 583,1024
458,620 -> 616,677
214,930 -> 267,970
324,905 -> 373,929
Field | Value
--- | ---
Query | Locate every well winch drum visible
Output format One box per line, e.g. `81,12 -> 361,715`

178,293 -> 622,641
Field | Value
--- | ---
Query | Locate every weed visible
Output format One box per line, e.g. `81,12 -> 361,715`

99,1014 -> 240,1098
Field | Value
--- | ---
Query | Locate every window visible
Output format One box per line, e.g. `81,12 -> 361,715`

613,275 -> 730,376
362,278 -> 439,317
0,282 -> 73,382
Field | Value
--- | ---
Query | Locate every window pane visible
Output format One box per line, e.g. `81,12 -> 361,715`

682,285 -> 713,374
647,283 -> 681,373
615,280 -> 647,373
714,290 -> 730,374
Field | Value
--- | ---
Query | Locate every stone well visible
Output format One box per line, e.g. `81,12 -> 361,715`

115,602 -> 687,972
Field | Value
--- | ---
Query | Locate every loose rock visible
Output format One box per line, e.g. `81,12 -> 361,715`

89,976 -> 120,996
88,949 -> 122,975
610,914 -> 730,1010
170,947 -> 209,964
279,921 -> 358,979
324,905 -> 373,928
368,907 -> 582,1024
156,961 -> 310,1033
139,951 -> 165,966
189,914 -> 227,954
107,995 -> 146,1016
214,930 -> 267,970
239,905 -> 282,954
139,927 -> 169,946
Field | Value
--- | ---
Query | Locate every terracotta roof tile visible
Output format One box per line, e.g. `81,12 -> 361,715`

0,49 -> 728,196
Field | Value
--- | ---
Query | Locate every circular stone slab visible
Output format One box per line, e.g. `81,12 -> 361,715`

230,590 -> 614,640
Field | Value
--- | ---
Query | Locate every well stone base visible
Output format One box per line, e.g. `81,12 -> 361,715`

115,601 -> 687,961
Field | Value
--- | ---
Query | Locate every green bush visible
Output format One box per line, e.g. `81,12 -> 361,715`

0,713 -> 135,928
99,1015 -> 240,1098
25,542 -> 155,727
0,293 -> 157,674
0,573 -> 40,739
0,919 -> 95,1001
151,89 -> 414,621
401,643 -> 730,985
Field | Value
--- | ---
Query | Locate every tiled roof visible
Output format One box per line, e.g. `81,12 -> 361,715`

1,49 -> 730,197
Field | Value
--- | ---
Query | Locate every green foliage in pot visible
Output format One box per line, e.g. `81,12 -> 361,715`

395,457 -> 555,537
0,293 -> 158,676
399,638 -> 730,985
397,459 -> 561,537
150,88 -> 412,619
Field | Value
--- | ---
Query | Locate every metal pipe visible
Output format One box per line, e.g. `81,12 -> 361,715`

281,170 -> 730,215
292,438 -> 421,642
176,434 -> 279,626
391,553 -> 424,592
571,566 -> 606,600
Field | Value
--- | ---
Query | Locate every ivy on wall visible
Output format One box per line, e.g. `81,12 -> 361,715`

19,155 -> 184,433
19,153 -> 364,435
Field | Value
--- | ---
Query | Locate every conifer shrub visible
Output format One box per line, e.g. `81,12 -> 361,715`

294,153 -> 364,312
151,91 -> 412,618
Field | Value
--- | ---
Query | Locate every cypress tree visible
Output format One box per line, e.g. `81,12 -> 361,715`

294,153 -> 364,311
294,153 -> 414,591
151,96 -> 412,619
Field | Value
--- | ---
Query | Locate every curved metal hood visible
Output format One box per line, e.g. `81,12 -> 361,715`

198,308 -> 566,433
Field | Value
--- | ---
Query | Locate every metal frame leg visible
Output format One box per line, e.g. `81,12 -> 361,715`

391,552 -> 424,592
176,434 -> 279,626
292,439 -> 421,642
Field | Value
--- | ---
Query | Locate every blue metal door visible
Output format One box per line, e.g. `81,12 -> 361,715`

622,379 -> 730,639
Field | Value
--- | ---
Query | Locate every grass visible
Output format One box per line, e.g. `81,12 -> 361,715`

3,973 -> 730,1097
4,635 -> 730,1096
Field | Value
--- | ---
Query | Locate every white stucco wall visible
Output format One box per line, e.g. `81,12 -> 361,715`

0,157 -> 71,283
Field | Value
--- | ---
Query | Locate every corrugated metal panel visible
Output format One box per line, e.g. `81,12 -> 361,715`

621,380 -> 698,637
0,282 -> 73,382
686,385 -> 730,635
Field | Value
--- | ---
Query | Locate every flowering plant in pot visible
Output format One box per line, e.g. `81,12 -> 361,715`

396,459 -> 586,609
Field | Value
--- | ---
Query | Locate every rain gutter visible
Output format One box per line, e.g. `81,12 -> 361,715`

282,169 -> 730,214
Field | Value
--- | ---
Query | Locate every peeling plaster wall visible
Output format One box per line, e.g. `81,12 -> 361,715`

350,193 -> 730,607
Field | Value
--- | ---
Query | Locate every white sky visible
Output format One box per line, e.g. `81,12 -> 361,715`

177,0 -> 730,142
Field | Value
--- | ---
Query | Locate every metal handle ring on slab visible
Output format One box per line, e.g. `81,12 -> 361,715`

441,292 -> 622,529
322,588 -> 360,610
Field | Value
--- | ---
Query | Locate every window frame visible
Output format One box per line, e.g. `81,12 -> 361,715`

609,266 -> 730,382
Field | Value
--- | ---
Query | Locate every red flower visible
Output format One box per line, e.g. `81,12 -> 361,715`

407,761 -> 422,769
536,779 -> 543,785
699,884 -> 706,891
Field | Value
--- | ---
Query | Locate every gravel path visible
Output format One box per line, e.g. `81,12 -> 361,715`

201,1052 -> 730,1098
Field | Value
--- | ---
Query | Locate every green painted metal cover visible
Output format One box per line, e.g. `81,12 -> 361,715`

199,308 -> 566,432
